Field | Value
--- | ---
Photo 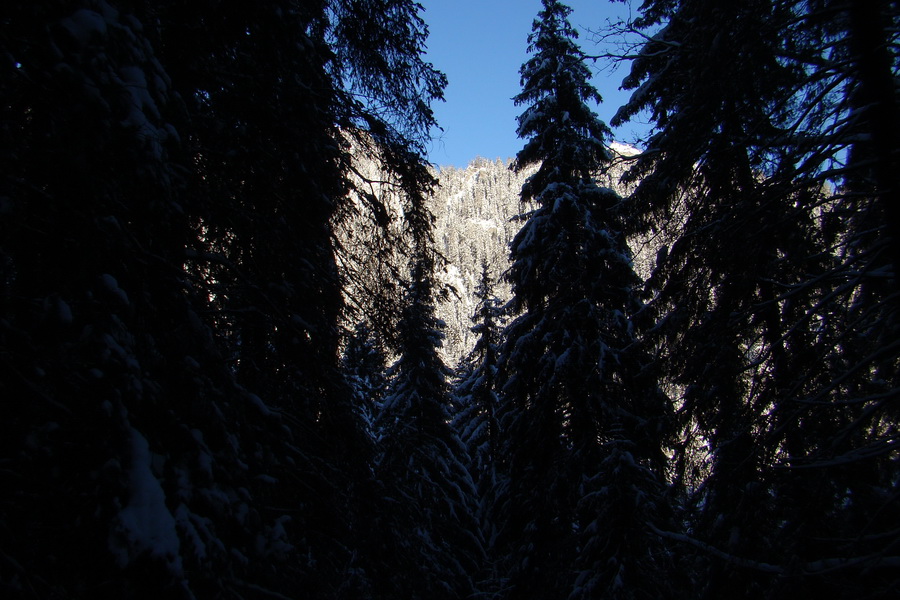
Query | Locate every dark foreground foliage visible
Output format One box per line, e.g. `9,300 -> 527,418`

1,1 -> 897,599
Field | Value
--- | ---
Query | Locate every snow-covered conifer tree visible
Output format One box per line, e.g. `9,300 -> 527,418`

343,321 -> 389,436
0,0 -> 448,597
454,263 -> 504,480
452,262 -> 505,596
496,2 -> 674,598
369,154 -> 482,599
613,1 -> 900,596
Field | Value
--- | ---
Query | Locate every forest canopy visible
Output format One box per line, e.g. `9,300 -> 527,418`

1,1 -> 897,598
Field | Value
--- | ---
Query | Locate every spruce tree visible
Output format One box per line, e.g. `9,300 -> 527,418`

0,2 -> 309,595
0,0 -> 448,596
454,262 -> 504,479
157,3 -> 375,594
452,262 -> 505,597
612,1 -> 900,596
497,2 -> 673,598
343,321 -> 389,436
612,2 -> 808,593
372,256 -> 481,599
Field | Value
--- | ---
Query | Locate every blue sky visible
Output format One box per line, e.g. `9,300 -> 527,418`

420,0 -> 648,167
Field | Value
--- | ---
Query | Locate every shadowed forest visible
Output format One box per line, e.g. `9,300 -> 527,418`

1,1 -> 898,598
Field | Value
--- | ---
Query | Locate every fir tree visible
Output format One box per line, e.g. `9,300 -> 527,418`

611,2 -> 808,593
497,2 -> 673,598
372,256 -> 482,600
0,0 -> 448,597
452,262 -> 505,597
454,262 -> 504,477
343,321 -> 389,436
612,1 -> 900,596
364,115 -> 482,597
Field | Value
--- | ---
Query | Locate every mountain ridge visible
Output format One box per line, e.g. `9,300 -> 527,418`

429,145 -> 641,363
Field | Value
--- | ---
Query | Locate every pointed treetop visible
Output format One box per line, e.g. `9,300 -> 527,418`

513,0 -> 613,195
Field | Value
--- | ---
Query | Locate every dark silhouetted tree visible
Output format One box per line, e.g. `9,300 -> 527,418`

452,262 -> 505,597
496,2 -> 674,599
612,0 -> 900,596
0,0 -> 447,597
371,162 -> 482,598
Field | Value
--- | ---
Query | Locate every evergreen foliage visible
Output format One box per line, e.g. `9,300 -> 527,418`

496,2 -> 673,598
2,0 -> 897,598
0,0 -> 445,596
372,259 -> 482,600
452,263 -> 505,597
371,153 -> 483,597
343,321 -> 389,434
455,263 -> 504,480
612,0 -> 900,596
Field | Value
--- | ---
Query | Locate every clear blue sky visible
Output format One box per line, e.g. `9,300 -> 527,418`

420,0 -> 648,167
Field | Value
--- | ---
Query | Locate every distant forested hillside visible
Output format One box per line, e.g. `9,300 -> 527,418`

429,148 -> 640,363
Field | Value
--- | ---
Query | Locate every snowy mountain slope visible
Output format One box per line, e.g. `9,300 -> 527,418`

430,147 -> 643,364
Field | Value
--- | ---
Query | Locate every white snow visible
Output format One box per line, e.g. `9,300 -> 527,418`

246,392 -> 275,417
110,426 -> 182,574
470,217 -> 498,231
99,273 -> 130,306
48,296 -> 73,324
608,141 -> 640,157
117,65 -> 166,159
174,504 -> 208,560
59,9 -> 108,47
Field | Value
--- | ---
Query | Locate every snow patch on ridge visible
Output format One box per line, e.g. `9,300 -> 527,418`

609,141 -> 640,156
